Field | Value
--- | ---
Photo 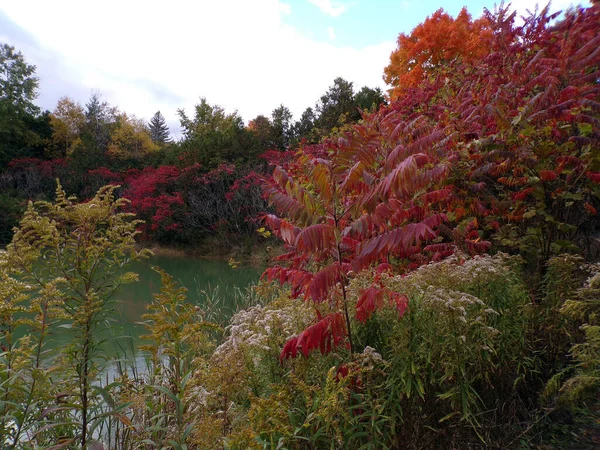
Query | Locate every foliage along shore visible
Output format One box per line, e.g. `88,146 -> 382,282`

1,2 -> 600,449
138,240 -> 281,268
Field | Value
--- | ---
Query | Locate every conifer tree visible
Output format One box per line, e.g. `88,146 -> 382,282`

148,110 -> 171,144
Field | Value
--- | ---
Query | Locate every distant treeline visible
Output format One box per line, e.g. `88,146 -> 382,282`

0,49 -> 384,248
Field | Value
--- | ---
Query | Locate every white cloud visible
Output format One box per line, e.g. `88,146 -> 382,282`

0,0 -> 395,133
278,1 -> 291,15
307,0 -> 350,17
327,26 -> 336,40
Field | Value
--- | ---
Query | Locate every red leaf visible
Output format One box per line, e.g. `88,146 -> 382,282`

356,287 -> 386,323
424,243 -> 455,253
356,222 -> 436,268
390,292 -> 409,318
539,170 -> 557,181
295,224 -> 336,253
376,263 -> 393,274
465,239 -> 492,255
587,172 -> 600,183
280,313 -> 346,362
512,188 -> 534,201
421,188 -> 452,205
263,214 -> 300,246
584,202 -> 597,215
308,263 -> 343,302
262,267 -> 312,298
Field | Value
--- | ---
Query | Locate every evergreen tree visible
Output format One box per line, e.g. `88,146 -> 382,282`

354,86 -> 386,112
271,104 -> 293,150
148,110 -> 171,144
315,77 -> 359,134
84,93 -> 115,149
292,107 -> 317,144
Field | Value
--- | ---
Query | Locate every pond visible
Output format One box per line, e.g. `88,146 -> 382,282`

44,255 -> 264,356
116,254 -> 264,329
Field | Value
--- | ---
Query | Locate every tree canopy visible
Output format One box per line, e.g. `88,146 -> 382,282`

0,43 -> 47,167
384,8 -> 493,100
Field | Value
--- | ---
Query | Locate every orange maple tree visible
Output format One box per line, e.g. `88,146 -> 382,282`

384,7 -> 493,100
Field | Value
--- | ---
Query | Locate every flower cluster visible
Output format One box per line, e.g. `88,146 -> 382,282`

213,296 -> 313,363
401,252 -> 518,289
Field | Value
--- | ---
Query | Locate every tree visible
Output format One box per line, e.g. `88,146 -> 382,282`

379,3 -> 600,283
123,165 -> 184,241
148,110 -> 171,145
383,8 -> 493,100
271,104 -> 294,150
292,107 -> 317,144
0,43 -> 38,115
0,43 -> 45,168
83,92 -> 117,151
315,77 -> 359,135
248,114 -> 274,150
263,105 -> 463,359
109,113 -> 159,160
63,93 -> 118,169
179,98 -> 243,139
178,98 -> 251,167
49,96 -> 85,157
354,86 -> 386,112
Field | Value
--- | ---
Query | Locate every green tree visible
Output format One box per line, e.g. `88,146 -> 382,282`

354,86 -> 386,112
178,98 -> 254,167
83,92 -> 117,151
0,43 -> 38,115
292,106 -> 317,144
271,104 -> 294,150
148,110 -> 171,145
67,93 -> 118,169
315,77 -> 359,134
0,43 -> 47,168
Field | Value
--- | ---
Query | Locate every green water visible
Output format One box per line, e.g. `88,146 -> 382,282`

113,255 -> 264,339
39,255 -> 264,353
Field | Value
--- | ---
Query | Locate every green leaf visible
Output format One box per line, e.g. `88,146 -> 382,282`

439,411 -> 459,423
578,123 -> 593,136
150,384 -> 178,403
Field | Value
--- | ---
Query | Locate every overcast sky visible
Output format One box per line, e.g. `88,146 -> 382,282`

0,0 -> 590,134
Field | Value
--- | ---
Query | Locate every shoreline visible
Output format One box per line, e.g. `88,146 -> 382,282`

138,239 -> 282,265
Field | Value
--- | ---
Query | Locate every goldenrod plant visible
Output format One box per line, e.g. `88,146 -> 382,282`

0,182 -> 149,448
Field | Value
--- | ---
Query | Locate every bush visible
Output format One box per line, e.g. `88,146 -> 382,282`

210,253 -> 537,448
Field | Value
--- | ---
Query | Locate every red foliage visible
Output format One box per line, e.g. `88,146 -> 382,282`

279,312 -> 347,362
356,287 -> 387,323
356,287 -> 409,323
264,4 -> 600,362
259,149 -> 296,167
226,171 -> 264,201
86,167 -> 122,189
381,3 -> 600,262
264,90 -> 467,360
8,158 -> 67,178
122,166 -> 183,238
539,170 -> 558,182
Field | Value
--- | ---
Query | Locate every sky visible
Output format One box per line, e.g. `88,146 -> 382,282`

0,0 -> 591,135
